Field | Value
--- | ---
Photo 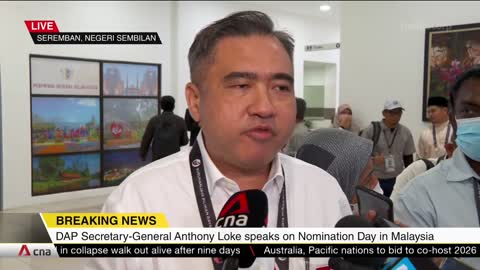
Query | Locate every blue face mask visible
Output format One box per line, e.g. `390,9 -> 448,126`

456,116 -> 480,162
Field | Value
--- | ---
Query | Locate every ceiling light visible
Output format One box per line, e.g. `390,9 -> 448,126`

319,4 -> 331,12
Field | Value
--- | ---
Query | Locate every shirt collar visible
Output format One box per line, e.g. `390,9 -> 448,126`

433,120 -> 450,129
446,149 -> 480,182
196,131 -> 284,194
380,119 -> 397,131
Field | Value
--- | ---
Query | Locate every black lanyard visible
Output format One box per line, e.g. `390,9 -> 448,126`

432,123 -> 451,148
189,141 -> 297,270
472,178 -> 480,226
382,128 -> 399,152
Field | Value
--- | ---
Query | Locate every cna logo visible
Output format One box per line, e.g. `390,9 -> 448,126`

18,244 -> 31,256
18,244 -> 52,256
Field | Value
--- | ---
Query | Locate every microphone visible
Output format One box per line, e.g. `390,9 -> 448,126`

215,190 -> 268,270
329,215 -> 439,270
330,215 -> 386,269
329,257 -> 377,270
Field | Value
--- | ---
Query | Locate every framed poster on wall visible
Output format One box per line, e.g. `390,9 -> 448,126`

30,55 -> 161,196
423,23 -> 480,120
103,62 -> 159,96
32,153 -> 101,196
103,98 -> 158,150
31,56 -> 100,96
31,97 -> 100,155
103,149 -> 151,187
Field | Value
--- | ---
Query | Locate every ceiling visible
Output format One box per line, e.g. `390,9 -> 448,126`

248,1 -> 341,25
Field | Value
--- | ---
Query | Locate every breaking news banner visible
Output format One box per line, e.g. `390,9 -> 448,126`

1,213 -> 480,259
24,20 -> 161,45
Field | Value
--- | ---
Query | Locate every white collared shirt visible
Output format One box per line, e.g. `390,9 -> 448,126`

417,121 -> 452,159
86,134 -> 351,270
394,149 -> 480,269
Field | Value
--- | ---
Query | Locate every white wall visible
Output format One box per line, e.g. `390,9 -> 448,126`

174,1 -> 340,115
304,63 -> 337,109
305,50 -> 341,109
304,66 -> 326,85
340,1 -> 480,142
0,1 -> 340,209
0,1 -> 174,209
324,63 -> 337,109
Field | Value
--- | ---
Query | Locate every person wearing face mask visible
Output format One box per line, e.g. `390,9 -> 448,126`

393,66 -> 480,269
331,104 -> 360,134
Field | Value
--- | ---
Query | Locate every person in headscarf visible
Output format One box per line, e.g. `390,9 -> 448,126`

296,128 -> 383,206
331,104 -> 360,134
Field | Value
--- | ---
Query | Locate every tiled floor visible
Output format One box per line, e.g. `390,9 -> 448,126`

0,196 -> 107,270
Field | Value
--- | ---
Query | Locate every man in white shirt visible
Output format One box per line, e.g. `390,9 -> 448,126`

87,11 -> 350,270
393,67 -> 480,269
417,96 -> 453,159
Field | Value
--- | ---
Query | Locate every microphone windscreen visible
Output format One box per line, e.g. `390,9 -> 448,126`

335,215 -> 373,228
216,189 -> 268,228
215,190 -> 268,268
334,215 -> 385,268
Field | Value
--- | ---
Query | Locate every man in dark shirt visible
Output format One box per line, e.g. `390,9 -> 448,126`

140,96 -> 188,161
185,108 -> 201,146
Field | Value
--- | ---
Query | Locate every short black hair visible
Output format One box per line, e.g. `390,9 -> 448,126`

160,96 -> 175,112
188,10 -> 294,86
450,66 -> 480,111
296,98 -> 306,120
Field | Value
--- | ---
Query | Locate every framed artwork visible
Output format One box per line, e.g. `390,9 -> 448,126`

30,56 -> 100,96
31,97 -> 100,155
103,62 -> 159,96
30,54 -> 161,196
103,98 -> 158,150
423,23 -> 480,120
103,149 -> 151,187
32,153 -> 101,195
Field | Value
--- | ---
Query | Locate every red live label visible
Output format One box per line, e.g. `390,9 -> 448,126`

24,20 -> 59,33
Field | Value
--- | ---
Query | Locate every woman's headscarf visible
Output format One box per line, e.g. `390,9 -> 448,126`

331,104 -> 360,133
297,128 -> 373,202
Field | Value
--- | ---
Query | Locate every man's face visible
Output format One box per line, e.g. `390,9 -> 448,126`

454,78 -> 480,120
187,35 -> 296,170
383,109 -> 403,126
427,105 -> 449,124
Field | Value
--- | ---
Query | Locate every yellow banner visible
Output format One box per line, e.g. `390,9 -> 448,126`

41,213 -> 169,228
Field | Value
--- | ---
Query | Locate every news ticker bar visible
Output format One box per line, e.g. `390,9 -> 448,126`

54,244 -> 480,258
29,33 -> 162,44
47,227 -> 480,244
4,244 -> 480,258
